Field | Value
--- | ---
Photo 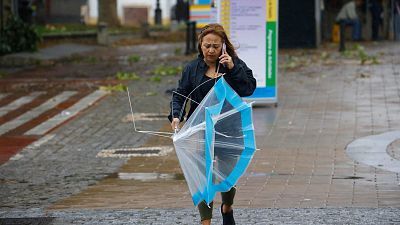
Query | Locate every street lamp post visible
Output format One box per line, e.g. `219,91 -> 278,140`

155,0 -> 162,25
0,0 -> 3,37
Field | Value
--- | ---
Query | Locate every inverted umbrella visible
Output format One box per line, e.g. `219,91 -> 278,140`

173,76 -> 256,206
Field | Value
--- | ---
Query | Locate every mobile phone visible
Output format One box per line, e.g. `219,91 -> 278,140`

220,43 -> 227,67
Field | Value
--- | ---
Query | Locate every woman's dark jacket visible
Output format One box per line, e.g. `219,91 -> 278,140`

168,56 -> 256,122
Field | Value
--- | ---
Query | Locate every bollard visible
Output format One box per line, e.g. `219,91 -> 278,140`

0,0 -> 3,37
339,21 -> 346,52
140,22 -> 150,38
154,0 -> 162,25
191,21 -> 197,53
185,21 -> 197,55
97,22 -> 108,45
185,22 -> 190,55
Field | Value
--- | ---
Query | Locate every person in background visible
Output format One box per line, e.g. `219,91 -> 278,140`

369,0 -> 383,41
336,0 -> 364,41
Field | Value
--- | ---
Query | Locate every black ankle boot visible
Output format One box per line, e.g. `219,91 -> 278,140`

221,204 -> 235,225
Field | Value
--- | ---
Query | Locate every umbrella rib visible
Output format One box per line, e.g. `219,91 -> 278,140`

127,87 -> 173,138
176,73 -> 226,120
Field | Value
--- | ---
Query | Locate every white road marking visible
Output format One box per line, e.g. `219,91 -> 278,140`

0,91 -> 77,135
25,90 -> 107,135
9,134 -> 57,161
0,93 -> 9,100
0,92 -> 44,117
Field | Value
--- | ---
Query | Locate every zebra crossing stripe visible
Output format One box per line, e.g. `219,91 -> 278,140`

0,91 -> 77,136
0,92 -> 44,117
25,90 -> 107,135
0,93 -> 9,101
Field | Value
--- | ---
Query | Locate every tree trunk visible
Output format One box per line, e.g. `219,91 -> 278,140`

98,0 -> 119,26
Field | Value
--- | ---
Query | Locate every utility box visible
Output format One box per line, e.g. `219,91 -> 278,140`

279,0 -> 322,48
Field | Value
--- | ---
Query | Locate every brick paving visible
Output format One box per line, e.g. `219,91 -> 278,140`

2,208 -> 400,225
46,42 -> 400,213
0,90 -> 106,164
0,42 -> 400,224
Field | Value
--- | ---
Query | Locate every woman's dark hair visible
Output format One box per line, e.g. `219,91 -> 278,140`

197,23 -> 237,58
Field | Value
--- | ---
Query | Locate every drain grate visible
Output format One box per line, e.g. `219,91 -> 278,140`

332,176 -> 364,180
114,149 -> 161,155
0,217 -> 54,225
122,113 -> 167,122
97,146 -> 173,158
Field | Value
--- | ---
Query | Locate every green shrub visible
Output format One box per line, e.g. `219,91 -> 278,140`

116,71 -> 140,80
0,16 -> 42,55
153,65 -> 182,76
149,75 -> 162,82
99,83 -> 127,92
127,54 -> 141,63
340,44 -> 380,65
0,71 -> 8,78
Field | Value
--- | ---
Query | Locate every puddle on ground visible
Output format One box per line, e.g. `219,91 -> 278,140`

244,172 -> 274,177
252,106 -> 277,135
108,172 -> 185,181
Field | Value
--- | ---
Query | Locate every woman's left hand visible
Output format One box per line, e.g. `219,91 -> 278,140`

219,53 -> 234,70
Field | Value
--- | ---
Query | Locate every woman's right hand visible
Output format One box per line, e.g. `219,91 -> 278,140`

171,118 -> 180,132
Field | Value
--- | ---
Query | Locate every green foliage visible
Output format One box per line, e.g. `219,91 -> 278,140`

341,44 -> 380,65
35,24 -> 96,35
145,91 -> 157,96
282,55 -> 302,69
149,75 -> 162,83
36,24 -> 141,36
116,71 -> 141,80
153,65 -> 182,76
84,56 -> 98,64
0,71 -> 7,78
320,51 -> 330,60
0,16 -> 42,55
174,47 -> 182,55
99,83 -> 127,92
127,54 -> 141,63
147,65 -> 182,83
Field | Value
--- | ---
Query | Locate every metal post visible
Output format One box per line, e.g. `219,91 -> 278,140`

97,22 -> 108,45
155,0 -> 162,25
191,21 -> 197,53
390,0 -> 395,40
185,21 -> 197,55
339,21 -> 346,51
0,0 -> 3,37
185,21 -> 191,55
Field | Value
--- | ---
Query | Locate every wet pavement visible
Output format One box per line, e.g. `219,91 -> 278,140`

0,41 -> 400,224
1,44 -> 99,62
346,130 -> 400,173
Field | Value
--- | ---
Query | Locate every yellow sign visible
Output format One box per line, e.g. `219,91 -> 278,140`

267,0 -> 277,22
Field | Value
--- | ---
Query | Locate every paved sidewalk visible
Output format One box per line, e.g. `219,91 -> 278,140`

0,44 -> 100,64
1,208 -> 400,224
1,41 -> 400,224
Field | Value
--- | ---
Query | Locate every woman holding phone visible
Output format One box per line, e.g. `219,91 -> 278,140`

168,23 -> 256,225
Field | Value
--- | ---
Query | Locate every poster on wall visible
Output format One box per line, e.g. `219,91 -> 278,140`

191,0 -> 278,105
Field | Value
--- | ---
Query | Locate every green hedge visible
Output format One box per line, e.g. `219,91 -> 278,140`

0,16 -> 42,55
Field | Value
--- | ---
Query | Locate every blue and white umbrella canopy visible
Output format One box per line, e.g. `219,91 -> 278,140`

173,77 -> 256,206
